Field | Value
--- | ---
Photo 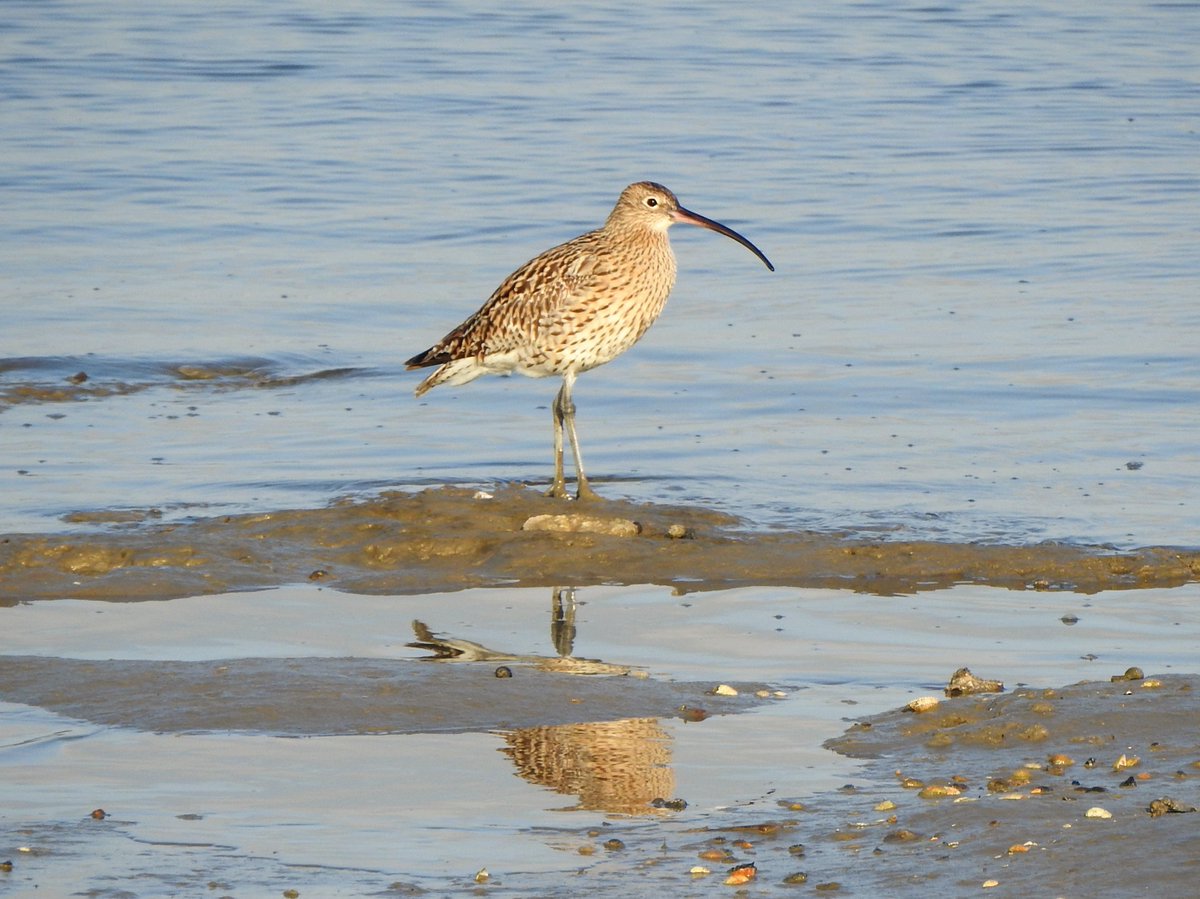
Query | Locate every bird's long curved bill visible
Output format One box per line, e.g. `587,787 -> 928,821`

673,206 -> 775,271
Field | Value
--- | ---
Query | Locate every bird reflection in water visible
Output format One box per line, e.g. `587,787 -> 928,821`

408,587 -> 679,815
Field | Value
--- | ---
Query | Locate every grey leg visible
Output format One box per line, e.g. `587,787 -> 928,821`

546,378 -> 570,498
559,370 -> 600,501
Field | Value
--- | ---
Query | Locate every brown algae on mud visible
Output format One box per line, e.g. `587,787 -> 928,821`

2,485 -> 1199,601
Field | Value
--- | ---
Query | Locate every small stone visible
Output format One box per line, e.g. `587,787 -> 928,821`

689,865 -> 711,877
650,797 -> 688,811
494,666 -> 513,678
667,523 -> 692,539
1141,678 -> 1163,688
723,862 -> 757,886
1148,797 -> 1196,817
782,872 -> 808,885
945,667 -> 1003,697
603,838 -> 625,851
918,784 -> 961,799
711,684 -> 738,697
1085,807 -> 1112,819
874,800 -> 897,811
906,696 -> 939,713
90,808 -> 108,820
1113,754 -> 1140,771
521,513 -> 640,536
982,879 -> 1000,888
474,867 -> 489,883
1111,666 -> 1144,682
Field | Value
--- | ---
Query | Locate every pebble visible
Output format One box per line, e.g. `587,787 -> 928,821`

1085,807 -> 1113,819
1113,753 -> 1139,771
945,667 -> 1003,696
918,784 -> 961,798
723,862 -> 757,886
1147,797 -> 1196,817
521,513 -> 640,536
906,696 -> 939,713
711,684 -> 738,697
1111,666 -> 1144,682
982,879 -> 1000,888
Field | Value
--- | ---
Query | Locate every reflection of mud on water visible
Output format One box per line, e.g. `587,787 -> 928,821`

2,486 -> 1197,602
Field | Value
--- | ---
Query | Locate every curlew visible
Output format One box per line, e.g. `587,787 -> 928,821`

406,181 -> 774,500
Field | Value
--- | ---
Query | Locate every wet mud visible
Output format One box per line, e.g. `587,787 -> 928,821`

504,672 -> 1200,896
2,485 -> 1198,602
0,653 -> 770,737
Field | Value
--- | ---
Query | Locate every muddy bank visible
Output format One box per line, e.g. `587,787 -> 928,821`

2,486 -> 1197,601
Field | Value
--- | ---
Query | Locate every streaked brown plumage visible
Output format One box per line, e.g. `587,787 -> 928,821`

406,181 -> 774,499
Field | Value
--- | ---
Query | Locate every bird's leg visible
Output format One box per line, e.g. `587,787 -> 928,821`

546,379 -> 570,498
550,587 -> 577,657
560,371 -> 601,501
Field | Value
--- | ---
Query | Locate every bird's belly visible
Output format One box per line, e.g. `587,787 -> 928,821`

532,291 -> 667,374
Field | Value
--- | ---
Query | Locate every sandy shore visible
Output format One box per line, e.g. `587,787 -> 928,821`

2,485 -> 1197,602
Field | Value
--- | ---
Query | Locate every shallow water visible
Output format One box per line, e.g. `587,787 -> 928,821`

3,0 -> 1197,545
3,581 -> 1197,895
2,2 -> 1199,895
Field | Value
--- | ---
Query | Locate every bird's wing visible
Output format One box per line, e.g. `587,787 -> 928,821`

428,232 -> 614,361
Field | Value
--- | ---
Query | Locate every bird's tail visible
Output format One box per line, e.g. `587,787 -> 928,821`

405,346 -> 448,369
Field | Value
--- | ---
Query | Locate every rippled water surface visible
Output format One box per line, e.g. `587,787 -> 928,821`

3,0 -> 1196,544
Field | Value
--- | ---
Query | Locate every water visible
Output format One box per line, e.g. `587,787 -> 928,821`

2,5 -> 1199,893
3,0 -> 1197,545
3,581 -> 1197,895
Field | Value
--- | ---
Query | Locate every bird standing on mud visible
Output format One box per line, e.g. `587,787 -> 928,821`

406,181 -> 774,500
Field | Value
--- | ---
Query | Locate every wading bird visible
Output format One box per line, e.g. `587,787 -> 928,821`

406,181 -> 774,499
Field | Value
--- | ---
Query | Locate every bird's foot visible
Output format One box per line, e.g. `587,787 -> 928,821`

545,480 -> 572,500
574,480 -> 602,502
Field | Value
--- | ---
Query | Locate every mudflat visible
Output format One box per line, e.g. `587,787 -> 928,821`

2,486 -> 1197,602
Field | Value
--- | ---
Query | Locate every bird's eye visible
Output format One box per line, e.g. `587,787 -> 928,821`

645,197 -> 658,207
